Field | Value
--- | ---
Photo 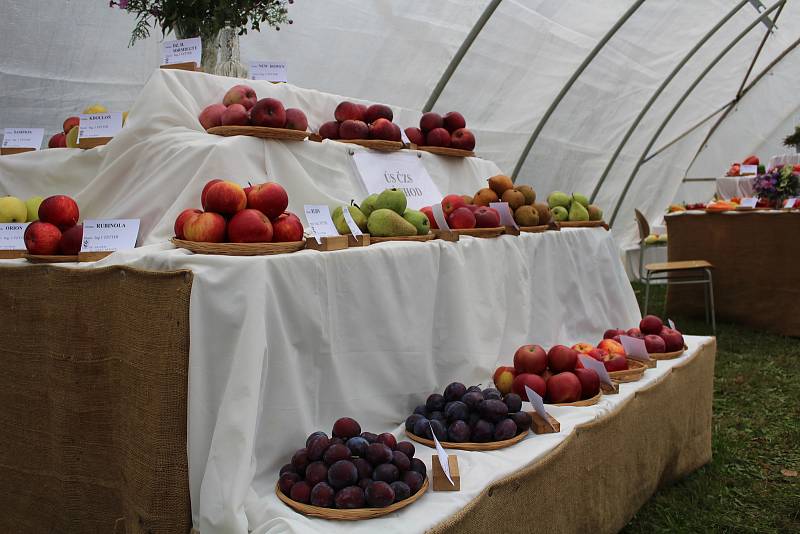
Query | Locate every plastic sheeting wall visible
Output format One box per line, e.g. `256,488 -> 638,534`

1,0 -> 799,247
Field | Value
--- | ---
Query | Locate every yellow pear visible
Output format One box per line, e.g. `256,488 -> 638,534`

82,104 -> 107,114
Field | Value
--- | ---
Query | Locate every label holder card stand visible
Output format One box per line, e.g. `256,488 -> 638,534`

0,147 -> 36,156
432,455 -> 460,491
304,235 -> 349,252
160,62 -> 201,72
530,412 -> 561,434
347,234 -> 370,247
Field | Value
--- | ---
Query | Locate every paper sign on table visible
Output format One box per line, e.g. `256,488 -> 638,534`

162,37 -> 202,66
340,206 -> 363,237
431,203 -> 450,230
489,202 -> 518,229
249,61 -> 287,82
619,335 -> 650,361
2,128 -> 43,149
77,113 -> 123,141
739,197 -> 757,208
303,205 -> 339,244
524,385 -> 547,420
739,164 -> 758,175
429,422 -> 454,486
579,355 -> 613,386
785,198 -> 797,208
80,219 -> 140,252
0,223 -> 29,250
352,152 -> 443,210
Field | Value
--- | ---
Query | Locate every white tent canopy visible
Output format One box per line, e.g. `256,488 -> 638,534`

2,0 -> 799,246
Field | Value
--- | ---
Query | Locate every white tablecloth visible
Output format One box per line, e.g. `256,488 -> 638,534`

715,175 -> 755,199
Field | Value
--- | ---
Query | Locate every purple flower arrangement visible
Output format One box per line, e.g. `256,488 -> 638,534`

753,165 -> 800,206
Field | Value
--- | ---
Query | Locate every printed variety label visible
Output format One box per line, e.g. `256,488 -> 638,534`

303,205 -> 339,244
80,219 -> 140,252
249,61 -> 287,82
739,197 -> 757,208
162,37 -> 202,65
0,222 -> 29,250
77,113 -> 123,140
2,128 -> 44,149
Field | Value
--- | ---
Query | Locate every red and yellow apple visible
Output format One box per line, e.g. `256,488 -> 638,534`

493,366 -> 516,395
174,208 -> 202,239
222,84 -> 257,110
199,104 -> 227,130
183,212 -> 226,243
204,181 -> 247,215
227,209 -> 273,243
246,182 -> 288,220
598,339 -> 625,357
441,194 -> 466,217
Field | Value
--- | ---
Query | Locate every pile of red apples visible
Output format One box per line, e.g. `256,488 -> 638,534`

599,315 -> 685,355
419,194 -> 502,230
175,179 -> 304,244
318,101 -> 402,142
24,195 -> 83,255
405,111 -> 475,151
199,84 -> 308,132
47,117 -> 80,148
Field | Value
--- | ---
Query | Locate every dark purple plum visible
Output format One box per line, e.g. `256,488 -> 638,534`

376,433 -> 397,450
392,450 -> 410,472
494,418 -> 517,441
310,482 -> 335,507
330,437 -> 345,445
307,435 -> 331,461
365,481 -> 395,508
279,463 -> 296,476
358,478 -> 371,490
410,457 -> 427,476
360,431 -> 378,443
373,463 -> 399,483
327,460 -> 358,489
403,470 -> 424,494
405,413 -> 425,432
291,448 -> 310,472
278,472 -> 300,495
428,410 -> 446,422
471,419 -> 494,442
445,400 -> 469,422
466,385 -> 482,393
467,412 -> 481,428
305,431 -> 327,448
426,393 -> 445,412
304,461 -> 328,487
395,441 -> 415,459
365,442 -> 393,466
443,382 -> 467,402
346,436 -> 369,457
482,388 -> 502,400
390,481 -> 411,502
412,418 -> 432,439
461,390 -> 484,410
323,443 -> 351,466
413,404 -> 427,416
511,411 -> 532,433
332,417 -> 361,439
352,457 -> 372,480
478,399 -> 509,423
447,420 -> 470,442
503,393 -> 523,413
289,481 -> 311,503
335,485 -> 365,509
430,419 -> 447,441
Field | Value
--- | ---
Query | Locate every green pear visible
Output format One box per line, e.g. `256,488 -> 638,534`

375,188 -> 407,215
547,191 -> 571,209
25,196 -> 43,222
568,201 -> 590,221
403,209 -> 431,235
360,194 -> 379,218
332,205 -> 368,235
551,205 -> 568,221
367,208 -> 417,237
572,193 -> 589,208
587,204 -> 603,221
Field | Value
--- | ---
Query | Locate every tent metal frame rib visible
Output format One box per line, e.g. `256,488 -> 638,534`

510,0 -> 645,182
607,0 -> 786,227
589,0 -> 752,204
422,0 -> 502,113
642,103 -> 733,164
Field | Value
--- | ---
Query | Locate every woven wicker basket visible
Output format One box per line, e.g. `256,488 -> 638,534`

0,250 -> 26,259
171,238 -> 305,256
650,345 -> 688,360
519,224 -> 551,233
24,254 -> 79,263
206,126 -> 309,141
338,139 -> 404,151
369,234 -> 435,243
550,390 -> 602,407
557,220 -> 609,230
449,227 -> 505,238
608,359 -> 648,383
405,428 -> 528,451
275,477 -> 428,520
410,145 -> 475,158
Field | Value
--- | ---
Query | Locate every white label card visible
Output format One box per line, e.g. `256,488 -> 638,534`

0,222 -> 29,250
489,202 -> 518,229
162,37 -> 202,65
431,203 -> 450,230
77,113 -> 123,140
668,318 -> 676,330
2,128 -> 44,149
740,164 -> 758,175
352,152 -> 443,210
619,335 -> 650,362
249,61 -> 287,82
303,205 -> 339,244
784,198 -> 797,208
739,197 -> 757,208
80,219 -> 140,252
341,206 -> 363,237
400,128 -> 410,145
524,385 -> 547,419
579,355 -> 613,386
429,422 -> 454,486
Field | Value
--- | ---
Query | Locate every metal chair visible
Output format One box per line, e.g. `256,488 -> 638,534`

634,209 -> 667,282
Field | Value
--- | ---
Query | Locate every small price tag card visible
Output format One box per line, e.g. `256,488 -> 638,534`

784,198 -> 797,208
303,205 -> 339,244
249,61 -> 287,82
2,128 -> 43,149
432,203 -> 450,230
525,385 -> 547,419
739,197 -> 757,208
668,318 -> 676,330
490,202 -> 518,229
620,335 -> 650,362
80,219 -> 140,252
740,164 -> 758,175
77,113 -> 123,140
0,222 -> 29,250
400,128 -> 410,145
579,355 -> 613,386
340,206 -> 363,237
162,37 -> 202,65
429,423 -> 454,486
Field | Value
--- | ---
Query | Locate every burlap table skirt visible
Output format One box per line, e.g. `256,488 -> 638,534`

665,211 -> 800,336
429,338 -> 716,534
0,265 -> 193,534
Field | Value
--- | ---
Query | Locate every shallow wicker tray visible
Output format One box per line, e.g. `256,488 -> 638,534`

649,345 -> 688,361
171,238 -> 305,256
24,254 -> 79,263
409,144 -> 475,158
437,227 -> 505,238
275,477 -> 428,520
338,139 -> 405,151
369,234 -> 435,243
519,224 -> 553,233
557,220 -> 609,230
206,125 -> 309,141
549,390 -> 602,407
608,359 -> 648,383
405,428 -> 528,451
0,250 -> 26,259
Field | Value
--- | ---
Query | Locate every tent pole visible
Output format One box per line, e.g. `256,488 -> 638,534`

642,102 -> 734,164
509,0 -> 645,182
737,2 -> 783,96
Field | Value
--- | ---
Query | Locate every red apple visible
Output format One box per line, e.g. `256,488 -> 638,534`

441,194 -> 466,217
447,207 -> 476,229
201,179 -> 223,208
626,327 -> 644,339
473,206 -> 500,228
512,373 -> 546,401
221,104 -> 250,126
222,84 -> 257,110
640,315 -> 664,335
450,128 -> 475,151
442,111 -> 466,133
250,98 -> 286,128
465,204 -> 481,213
59,224 -> 83,255
390,123 -> 402,142
573,368 -> 600,400
174,208 -> 202,239
603,328 -> 626,339
587,347 -> 608,362
404,127 -> 425,146
597,339 -> 625,357
419,112 -> 443,133
425,127 -> 451,148
364,104 -> 393,124
62,116 -> 80,135
571,342 -> 594,354
546,372 -> 582,403
204,181 -> 247,215
38,195 -> 79,230
340,120 -> 369,140
271,211 -> 304,242
199,104 -> 227,130
493,366 -> 516,395
420,206 -> 438,229
334,101 -> 365,122
247,182 -> 288,219
24,221 -> 62,255
547,345 -> 578,373
227,209 -> 274,243
284,108 -> 308,131
612,335 -> 622,344
603,355 -> 628,372
644,334 -> 666,354
369,118 -> 399,141
318,121 -> 340,140
514,344 -> 548,374
48,133 -> 66,148
183,212 -> 226,243
659,327 -> 684,352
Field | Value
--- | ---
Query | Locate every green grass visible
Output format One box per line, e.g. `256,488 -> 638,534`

622,283 -> 800,534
